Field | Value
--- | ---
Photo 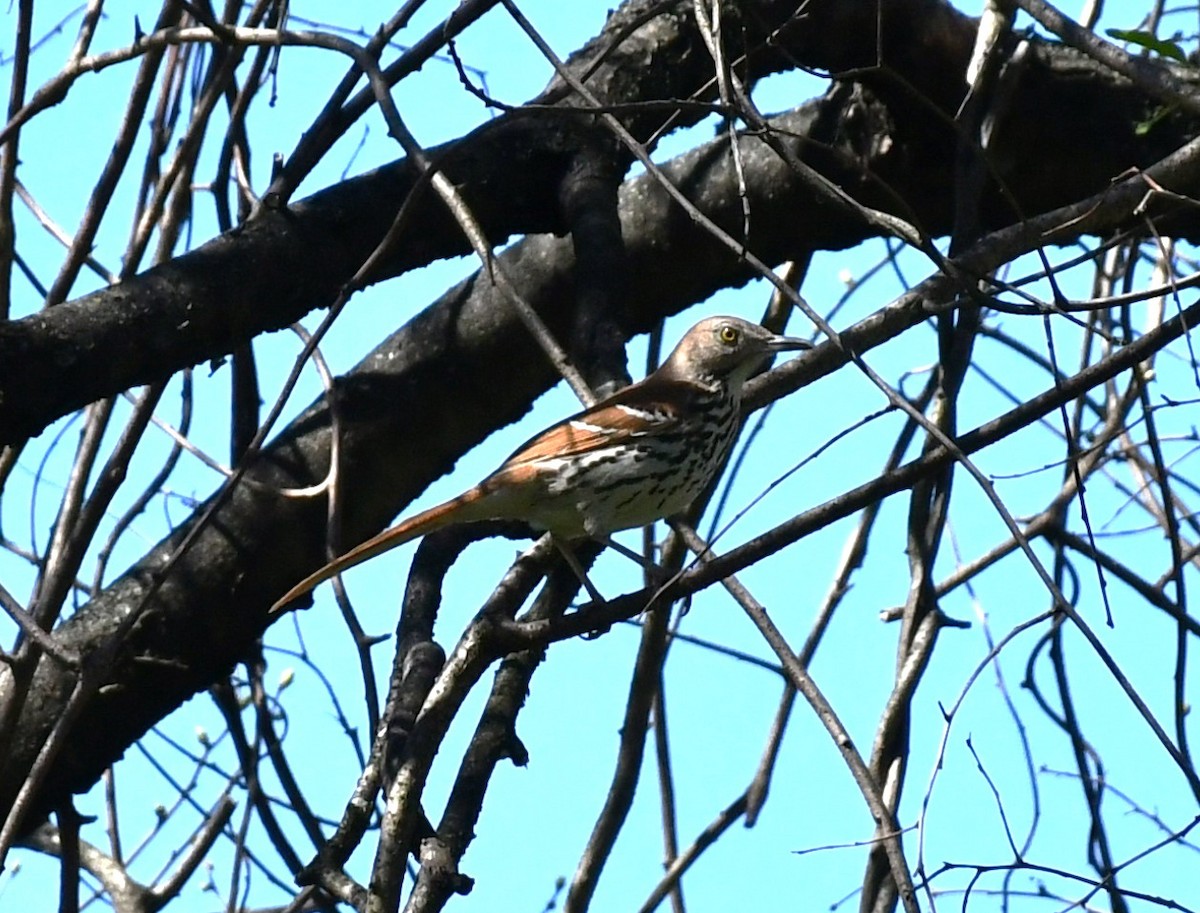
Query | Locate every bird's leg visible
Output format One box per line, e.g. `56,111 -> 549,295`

550,536 -> 607,604
596,536 -> 673,588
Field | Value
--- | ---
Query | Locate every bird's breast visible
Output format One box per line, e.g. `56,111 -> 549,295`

524,392 -> 739,538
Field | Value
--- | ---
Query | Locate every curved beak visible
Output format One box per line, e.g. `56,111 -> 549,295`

764,334 -> 813,352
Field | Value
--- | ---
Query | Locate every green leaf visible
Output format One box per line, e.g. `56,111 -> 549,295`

1134,103 -> 1177,136
1106,28 -> 1188,63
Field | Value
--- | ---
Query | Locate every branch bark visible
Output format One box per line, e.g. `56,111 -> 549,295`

3,0 -> 1199,852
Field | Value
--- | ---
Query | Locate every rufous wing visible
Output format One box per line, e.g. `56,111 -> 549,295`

499,379 -> 705,469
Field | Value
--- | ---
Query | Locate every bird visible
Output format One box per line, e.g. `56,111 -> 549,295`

271,315 -> 811,613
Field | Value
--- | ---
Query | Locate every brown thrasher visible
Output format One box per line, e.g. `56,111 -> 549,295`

271,316 -> 810,612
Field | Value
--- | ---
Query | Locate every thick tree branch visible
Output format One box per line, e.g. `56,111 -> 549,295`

0,0 -> 1194,441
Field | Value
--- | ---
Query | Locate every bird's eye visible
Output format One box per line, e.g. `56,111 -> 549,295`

718,325 -> 740,345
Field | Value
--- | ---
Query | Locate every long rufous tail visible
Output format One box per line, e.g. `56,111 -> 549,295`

271,485 -> 490,613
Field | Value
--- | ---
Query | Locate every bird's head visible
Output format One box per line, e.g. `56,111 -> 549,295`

662,316 -> 812,391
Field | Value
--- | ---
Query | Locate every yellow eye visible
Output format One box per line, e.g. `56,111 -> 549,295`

718,324 -> 740,345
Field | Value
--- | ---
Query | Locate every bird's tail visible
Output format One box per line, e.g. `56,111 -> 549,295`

270,485 -> 491,613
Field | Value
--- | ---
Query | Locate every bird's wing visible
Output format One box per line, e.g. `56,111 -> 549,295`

499,379 -> 706,469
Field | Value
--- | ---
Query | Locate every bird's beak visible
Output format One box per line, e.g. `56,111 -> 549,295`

765,334 -> 813,352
